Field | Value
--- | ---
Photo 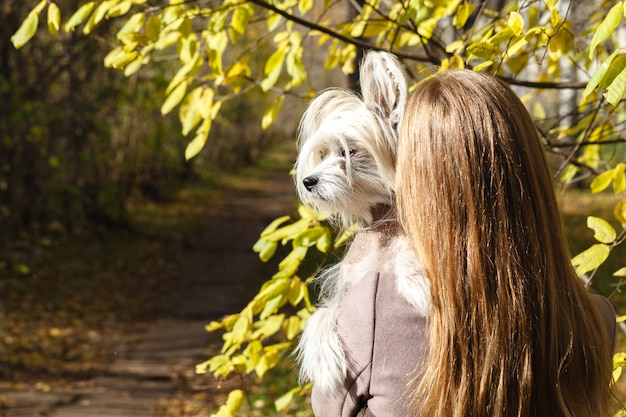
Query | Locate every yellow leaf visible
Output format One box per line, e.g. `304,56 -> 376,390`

445,39 -> 465,55
103,46 -> 135,68
614,267 -> 626,277
179,86 -> 203,136
571,243 -> 611,276
117,12 -> 144,36
259,240 -> 278,262
583,50 -> 619,102
106,1 -> 132,18
454,3 -> 473,28
467,41 -> 500,59
587,216 -> 617,244
264,217 -> 310,243
11,12 -> 39,50
299,0 -> 313,14
550,7 -> 560,28
262,95 -> 285,130
605,64 -> 626,106
614,163 -> 626,193
549,27 -> 573,59
205,321 -> 223,332
123,55 -> 146,76
83,0 -> 118,35
589,2 -> 624,59
161,80 -> 188,115
275,387 -> 302,411
473,60 -> 494,72
64,1 -> 95,32
559,164 -> 578,183
260,216 -> 292,239
316,227 -> 333,253
231,4 -> 252,37
508,11 -> 524,37
590,168 -> 617,194
544,0 -> 557,10
294,225 -> 326,248
184,119 -> 211,161
47,3 -> 61,36
614,201 -> 626,226
210,389 -> 244,417
145,15 -> 161,41
288,280 -> 306,306
261,49 -> 286,92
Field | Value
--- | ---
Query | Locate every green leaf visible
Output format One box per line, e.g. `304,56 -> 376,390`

64,1 -> 95,32
589,2 -> 623,59
11,12 -> 39,49
48,3 -> 61,36
571,243 -> 611,276
587,216 -> 617,244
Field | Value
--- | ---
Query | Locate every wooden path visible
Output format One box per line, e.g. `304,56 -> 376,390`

1,167 -> 295,417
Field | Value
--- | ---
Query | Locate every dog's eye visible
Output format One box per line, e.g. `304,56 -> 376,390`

341,149 -> 356,158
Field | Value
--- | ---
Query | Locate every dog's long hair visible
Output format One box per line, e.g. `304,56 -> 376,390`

294,51 -> 430,395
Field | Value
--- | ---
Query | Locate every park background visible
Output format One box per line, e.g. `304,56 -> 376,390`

1,0 -> 626,415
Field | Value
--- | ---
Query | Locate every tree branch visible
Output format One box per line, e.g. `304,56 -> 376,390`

245,0 -> 434,63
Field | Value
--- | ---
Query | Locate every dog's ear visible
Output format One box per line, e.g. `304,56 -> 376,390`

360,51 -> 407,127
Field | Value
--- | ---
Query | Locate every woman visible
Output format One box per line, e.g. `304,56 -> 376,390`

395,69 -> 616,416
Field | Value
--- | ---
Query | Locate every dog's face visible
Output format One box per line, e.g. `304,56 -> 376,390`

295,90 -> 397,227
294,51 -> 407,228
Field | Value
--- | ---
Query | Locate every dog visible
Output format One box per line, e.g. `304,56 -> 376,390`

294,51 -> 431,395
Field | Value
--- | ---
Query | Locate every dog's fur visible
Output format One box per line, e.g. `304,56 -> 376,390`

294,51 -> 431,395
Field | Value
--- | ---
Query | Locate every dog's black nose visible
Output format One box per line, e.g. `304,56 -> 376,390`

303,176 -> 318,191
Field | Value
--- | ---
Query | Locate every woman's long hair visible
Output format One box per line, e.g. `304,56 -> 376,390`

396,69 -> 613,417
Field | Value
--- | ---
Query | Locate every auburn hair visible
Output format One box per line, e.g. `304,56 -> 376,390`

396,69 -> 613,417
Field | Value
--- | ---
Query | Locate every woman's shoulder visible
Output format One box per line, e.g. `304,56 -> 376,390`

590,294 -> 617,353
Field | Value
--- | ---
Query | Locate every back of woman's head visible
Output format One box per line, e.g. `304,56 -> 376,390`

396,69 -> 613,417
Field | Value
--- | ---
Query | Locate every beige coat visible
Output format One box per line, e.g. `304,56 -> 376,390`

310,270 -> 617,417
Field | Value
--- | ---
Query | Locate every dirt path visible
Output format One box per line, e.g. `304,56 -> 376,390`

1,164 -> 296,416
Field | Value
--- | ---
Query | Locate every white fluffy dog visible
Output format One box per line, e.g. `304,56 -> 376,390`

294,51 -> 431,395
